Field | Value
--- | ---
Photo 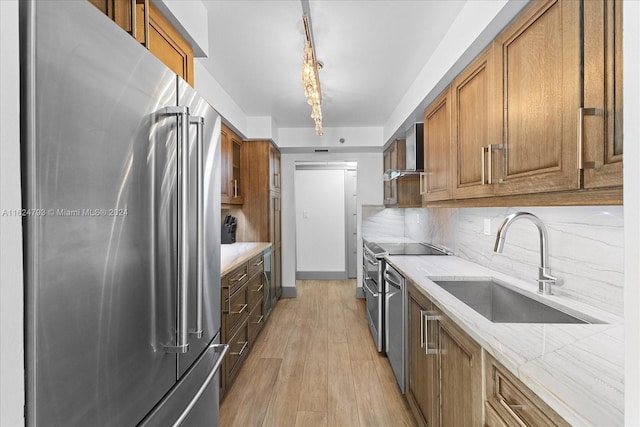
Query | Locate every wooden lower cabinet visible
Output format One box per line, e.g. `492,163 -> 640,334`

407,281 -> 484,427
408,281 -> 570,427
485,354 -> 570,427
220,251 -> 269,399
408,291 -> 439,427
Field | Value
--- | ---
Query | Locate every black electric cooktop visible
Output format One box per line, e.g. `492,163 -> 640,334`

377,242 -> 449,256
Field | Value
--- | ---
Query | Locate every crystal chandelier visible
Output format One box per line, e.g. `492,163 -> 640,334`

302,15 -> 323,136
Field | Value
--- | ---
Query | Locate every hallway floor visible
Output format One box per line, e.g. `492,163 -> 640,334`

219,279 -> 417,427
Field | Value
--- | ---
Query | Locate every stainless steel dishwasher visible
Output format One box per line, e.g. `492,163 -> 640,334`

384,263 -> 406,393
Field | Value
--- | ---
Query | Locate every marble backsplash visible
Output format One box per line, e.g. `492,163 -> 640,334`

362,205 -> 625,315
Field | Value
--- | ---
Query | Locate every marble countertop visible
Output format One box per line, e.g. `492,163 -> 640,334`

221,242 -> 271,276
385,255 -> 624,426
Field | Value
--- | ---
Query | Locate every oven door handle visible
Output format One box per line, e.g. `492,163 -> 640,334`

363,279 -> 377,296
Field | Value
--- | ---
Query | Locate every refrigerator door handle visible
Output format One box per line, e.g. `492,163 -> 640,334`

171,344 -> 229,427
162,106 -> 191,354
189,116 -> 205,339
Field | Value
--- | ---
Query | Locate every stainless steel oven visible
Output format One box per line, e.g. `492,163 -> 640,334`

362,242 -> 385,352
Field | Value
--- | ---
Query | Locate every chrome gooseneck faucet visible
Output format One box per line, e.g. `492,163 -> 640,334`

494,212 -> 559,295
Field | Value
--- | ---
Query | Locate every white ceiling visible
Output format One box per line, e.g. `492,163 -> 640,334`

200,0 -> 467,130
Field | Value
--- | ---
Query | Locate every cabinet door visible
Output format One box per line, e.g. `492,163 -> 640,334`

230,136 -> 243,203
437,315 -> 483,426
220,126 -> 232,204
221,125 -> 243,206
135,1 -> 194,85
407,292 -> 438,427
269,145 -> 281,192
423,87 -> 452,203
384,141 -> 402,206
383,148 -> 393,205
452,45 -> 498,199
494,0 -> 581,196
582,0 -> 623,189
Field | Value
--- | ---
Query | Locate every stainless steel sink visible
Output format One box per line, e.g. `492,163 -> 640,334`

432,279 -> 602,324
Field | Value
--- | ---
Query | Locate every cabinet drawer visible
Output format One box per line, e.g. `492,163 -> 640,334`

247,272 -> 264,311
248,299 -> 265,344
224,283 -> 249,338
225,264 -> 249,295
225,318 -> 249,387
484,402 -> 509,427
247,253 -> 264,279
485,354 -> 569,427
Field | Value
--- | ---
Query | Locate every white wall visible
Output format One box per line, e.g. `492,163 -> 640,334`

624,0 -> 640,424
281,152 -> 383,293
383,0 -> 528,142
0,1 -> 25,426
278,126 -> 384,148
294,169 -> 346,272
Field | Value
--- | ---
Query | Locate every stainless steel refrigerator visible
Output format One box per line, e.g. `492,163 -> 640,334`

21,1 -> 227,425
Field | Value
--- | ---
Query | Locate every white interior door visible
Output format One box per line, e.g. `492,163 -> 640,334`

294,166 -> 348,279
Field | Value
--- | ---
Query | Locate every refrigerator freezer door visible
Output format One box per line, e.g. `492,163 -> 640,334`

138,336 -> 228,427
23,1 -> 179,425
177,79 -> 222,376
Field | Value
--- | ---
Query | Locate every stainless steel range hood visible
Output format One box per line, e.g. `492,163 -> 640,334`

383,123 -> 424,181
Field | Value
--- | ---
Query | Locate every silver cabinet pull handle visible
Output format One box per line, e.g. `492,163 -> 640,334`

230,341 -> 249,356
189,116 -> 205,339
577,107 -> 604,170
420,309 -> 427,349
481,146 -> 486,185
419,172 -> 426,195
253,259 -> 264,267
488,144 -> 503,185
499,399 -> 527,427
162,106 -> 190,354
233,273 -> 247,283
252,315 -> 264,325
423,311 -> 441,355
253,284 -> 264,293
231,303 -> 248,315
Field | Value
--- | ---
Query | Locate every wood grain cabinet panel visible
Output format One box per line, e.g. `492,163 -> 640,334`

582,0 -> 623,189
407,281 -> 482,427
493,0 -> 581,196
384,139 -> 422,208
407,290 -> 438,427
423,87 -> 453,203
437,316 -> 483,426
485,353 -> 570,426
89,0 -> 194,86
220,252 -> 268,399
237,140 -> 281,303
221,124 -> 244,206
451,45 -> 498,199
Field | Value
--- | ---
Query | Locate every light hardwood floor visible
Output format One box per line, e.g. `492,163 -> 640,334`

220,279 -> 418,427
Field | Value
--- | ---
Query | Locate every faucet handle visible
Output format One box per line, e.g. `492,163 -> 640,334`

537,267 -> 562,294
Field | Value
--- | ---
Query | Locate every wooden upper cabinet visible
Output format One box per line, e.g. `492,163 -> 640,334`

89,0 -> 194,86
423,87 -> 453,203
221,124 -> 243,206
582,0 -> 623,189
269,145 -> 281,192
383,141 -> 400,206
136,2 -> 194,86
451,44 -> 498,199
493,0 -> 581,196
